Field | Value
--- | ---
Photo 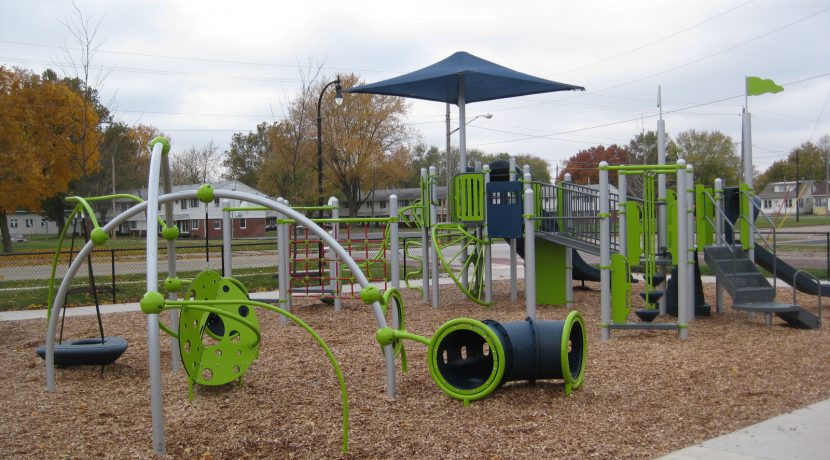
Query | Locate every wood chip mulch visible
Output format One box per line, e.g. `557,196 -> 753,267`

1,280 -> 828,459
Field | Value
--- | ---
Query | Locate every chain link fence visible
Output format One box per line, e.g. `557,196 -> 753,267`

3,230 -> 828,311
0,239 -> 279,311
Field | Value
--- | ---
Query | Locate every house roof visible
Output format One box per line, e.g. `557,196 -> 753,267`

757,180 -> 822,199
115,180 -> 268,200
371,186 -> 448,201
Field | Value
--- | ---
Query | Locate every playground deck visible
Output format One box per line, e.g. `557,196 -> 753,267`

3,279 -> 828,459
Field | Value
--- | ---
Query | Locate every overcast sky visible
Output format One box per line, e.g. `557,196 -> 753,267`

2,0 -> 829,175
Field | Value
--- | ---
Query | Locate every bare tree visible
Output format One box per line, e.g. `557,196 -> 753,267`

170,141 -> 223,185
56,1 -> 109,185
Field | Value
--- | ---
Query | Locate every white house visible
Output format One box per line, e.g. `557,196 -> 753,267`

5,212 -> 59,237
757,180 -> 818,216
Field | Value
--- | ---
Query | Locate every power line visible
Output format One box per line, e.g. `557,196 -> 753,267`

552,0 -> 756,77
0,39 -> 399,75
473,72 -> 830,148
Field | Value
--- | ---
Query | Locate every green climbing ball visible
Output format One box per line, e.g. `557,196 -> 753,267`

197,184 -> 215,204
90,227 -> 108,246
149,136 -> 171,155
375,327 -> 395,347
359,286 -> 381,304
162,225 -> 179,241
140,291 -> 165,315
164,277 -> 182,292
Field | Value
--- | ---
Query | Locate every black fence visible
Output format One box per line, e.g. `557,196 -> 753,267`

0,240 -> 279,311
2,230 -> 829,311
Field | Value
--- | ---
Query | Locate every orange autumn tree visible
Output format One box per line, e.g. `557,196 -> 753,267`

0,67 -> 100,252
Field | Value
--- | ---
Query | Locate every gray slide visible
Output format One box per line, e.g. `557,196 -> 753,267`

754,245 -> 830,297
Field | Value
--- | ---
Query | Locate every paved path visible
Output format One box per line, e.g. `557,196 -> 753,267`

659,399 -> 830,460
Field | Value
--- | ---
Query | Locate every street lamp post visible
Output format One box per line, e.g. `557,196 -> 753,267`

446,112 -> 492,180
316,77 -> 343,208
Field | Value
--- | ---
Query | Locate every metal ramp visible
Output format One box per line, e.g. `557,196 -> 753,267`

703,244 -> 819,329
537,230 -> 602,256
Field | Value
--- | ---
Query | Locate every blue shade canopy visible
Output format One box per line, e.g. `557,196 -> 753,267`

345,51 -> 584,104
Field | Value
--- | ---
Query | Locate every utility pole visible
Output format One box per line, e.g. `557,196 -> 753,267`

796,151 -> 800,223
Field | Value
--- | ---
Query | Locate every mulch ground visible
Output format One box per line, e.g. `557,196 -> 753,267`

1,280 -> 828,459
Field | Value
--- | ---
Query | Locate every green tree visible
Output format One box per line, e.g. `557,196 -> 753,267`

257,120 -> 316,203
624,131 -> 678,197
669,129 -> 739,188
321,74 -> 413,216
223,122 -> 271,187
407,143 -> 447,187
756,137 -> 830,193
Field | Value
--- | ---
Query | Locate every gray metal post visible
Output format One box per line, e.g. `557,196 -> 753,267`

742,109 -> 755,261
160,153 -> 180,373
145,141 -> 166,454
686,166 -> 696,321
420,168 -> 430,303
618,174 -> 628,260
390,194 -> 400,290
657,117 -> 667,252
458,80 -> 467,174
429,166 -> 440,307
509,157 -> 518,301
564,173 -> 573,306
524,187 -> 536,319
676,160 -> 690,339
483,165 -> 492,304
277,198 -> 290,324
714,179 -> 724,314
599,163 -> 611,341
329,197 -> 342,312
222,200 -> 232,277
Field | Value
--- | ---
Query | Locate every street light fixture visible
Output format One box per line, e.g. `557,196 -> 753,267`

446,110 -> 493,183
317,76 -> 343,207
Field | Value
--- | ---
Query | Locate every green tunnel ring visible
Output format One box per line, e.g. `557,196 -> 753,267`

560,310 -> 588,392
427,318 -> 506,403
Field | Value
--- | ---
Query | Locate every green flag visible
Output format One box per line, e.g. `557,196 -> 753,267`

746,76 -> 784,96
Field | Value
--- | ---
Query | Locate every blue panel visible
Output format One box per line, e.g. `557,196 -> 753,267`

487,181 -> 524,238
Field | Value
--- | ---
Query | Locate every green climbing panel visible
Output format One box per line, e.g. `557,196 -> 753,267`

625,201 -> 642,267
536,239 -> 567,305
610,253 -> 631,324
179,270 -> 260,386
450,173 -> 486,223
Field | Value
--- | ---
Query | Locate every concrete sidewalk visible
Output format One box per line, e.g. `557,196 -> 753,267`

660,398 -> 830,459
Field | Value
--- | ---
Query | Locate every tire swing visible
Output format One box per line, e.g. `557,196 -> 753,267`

37,210 -> 128,367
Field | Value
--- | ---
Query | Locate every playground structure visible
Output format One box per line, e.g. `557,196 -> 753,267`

42,137 -> 587,455
411,151 -> 823,340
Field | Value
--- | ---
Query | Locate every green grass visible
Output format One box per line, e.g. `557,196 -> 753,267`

755,215 -> 830,229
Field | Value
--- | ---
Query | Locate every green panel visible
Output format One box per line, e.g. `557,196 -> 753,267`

179,270 -> 260,386
610,254 -> 631,324
666,190 -> 677,265
450,173 -> 486,223
532,183 -> 543,229
695,186 -> 715,248
739,183 -> 752,250
535,239 -> 568,305
625,201 -> 642,267
420,175 -> 431,227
